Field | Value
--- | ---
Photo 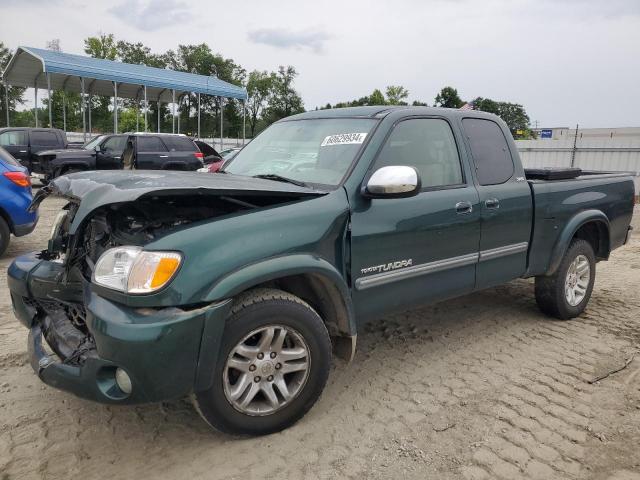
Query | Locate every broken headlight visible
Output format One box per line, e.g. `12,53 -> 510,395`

93,246 -> 182,294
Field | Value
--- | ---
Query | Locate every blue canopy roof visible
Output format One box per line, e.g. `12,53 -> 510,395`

2,46 -> 247,102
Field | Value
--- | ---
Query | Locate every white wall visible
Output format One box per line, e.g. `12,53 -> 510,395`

516,138 -> 640,194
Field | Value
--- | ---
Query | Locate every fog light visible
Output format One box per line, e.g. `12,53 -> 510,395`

115,368 -> 132,395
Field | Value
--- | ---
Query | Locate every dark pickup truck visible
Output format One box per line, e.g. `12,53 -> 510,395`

8,106 -> 634,436
0,127 -> 69,173
34,133 -> 204,182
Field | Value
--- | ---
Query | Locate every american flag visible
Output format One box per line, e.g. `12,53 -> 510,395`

460,102 -> 474,111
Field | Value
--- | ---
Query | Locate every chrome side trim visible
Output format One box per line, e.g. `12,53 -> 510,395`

355,253 -> 479,291
479,242 -> 528,262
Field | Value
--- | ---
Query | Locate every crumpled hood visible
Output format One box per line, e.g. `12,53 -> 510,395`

32,170 -> 325,234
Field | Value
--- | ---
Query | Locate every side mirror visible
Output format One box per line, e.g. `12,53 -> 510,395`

364,166 -> 421,198
95,145 -> 102,153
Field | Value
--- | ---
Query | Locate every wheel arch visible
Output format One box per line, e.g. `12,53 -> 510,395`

0,206 -> 14,233
203,254 -> 356,360
547,209 -> 610,275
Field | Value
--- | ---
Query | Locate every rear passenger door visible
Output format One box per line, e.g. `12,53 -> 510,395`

461,118 -> 532,288
162,136 -> 201,170
0,130 -> 29,168
135,136 -> 169,170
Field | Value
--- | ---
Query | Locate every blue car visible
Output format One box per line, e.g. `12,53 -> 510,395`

0,146 -> 38,255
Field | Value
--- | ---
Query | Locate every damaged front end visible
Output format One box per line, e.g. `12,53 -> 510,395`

11,171 -> 323,403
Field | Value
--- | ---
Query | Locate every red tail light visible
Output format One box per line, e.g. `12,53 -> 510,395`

194,152 -> 204,159
3,171 -> 31,187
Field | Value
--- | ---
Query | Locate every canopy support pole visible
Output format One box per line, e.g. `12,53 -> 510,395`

220,97 -> 224,150
157,100 -> 161,133
177,94 -> 180,134
197,93 -> 201,140
4,83 -> 9,127
80,77 -> 86,142
34,82 -> 38,128
172,89 -> 176,134
113,82 -> 118,134
62,92 -> 66,132
46,73 -> 52,127
144,86 -> 148,132
242,100 -> 246,145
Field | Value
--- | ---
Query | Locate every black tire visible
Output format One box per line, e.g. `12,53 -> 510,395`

193,288 -> 332,436
0,217 -> 10,257
535,239 -> 596,320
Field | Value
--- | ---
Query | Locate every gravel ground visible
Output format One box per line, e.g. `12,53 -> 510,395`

1,196 -> 639,480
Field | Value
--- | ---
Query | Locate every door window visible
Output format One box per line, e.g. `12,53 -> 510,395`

374,119 -> 463,188
462,118 -> 514,185
137,136 -> 167,152
31,131 -> 60,146
102,136 -> 127,154
0,130 -> 27,146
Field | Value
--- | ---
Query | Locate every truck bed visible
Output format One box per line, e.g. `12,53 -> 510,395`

525,171 -> 635,277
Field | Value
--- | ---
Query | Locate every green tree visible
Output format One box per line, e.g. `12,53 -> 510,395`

265,66 -> 304,123
246,70 -> 273,136
472,96 -> 531,137
385,85 -> 409,105
369,89 -> 386,105
412,100 -> 429,107
434,86 -> 464,109
84,33 -> 117,60
0,42 -> 26,127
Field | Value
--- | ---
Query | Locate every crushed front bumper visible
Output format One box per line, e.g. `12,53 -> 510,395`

9,253 -> 232,404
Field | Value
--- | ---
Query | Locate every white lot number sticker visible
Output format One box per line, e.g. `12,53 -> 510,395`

320,132 -> 368,147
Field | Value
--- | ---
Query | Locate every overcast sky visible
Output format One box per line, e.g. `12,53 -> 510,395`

1,0 -> 638,127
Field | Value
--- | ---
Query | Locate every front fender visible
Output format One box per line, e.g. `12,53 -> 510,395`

547,209 -> 610,275
203,253 -> 356,336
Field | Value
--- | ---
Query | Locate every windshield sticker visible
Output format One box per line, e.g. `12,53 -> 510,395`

320,132 -> 368,147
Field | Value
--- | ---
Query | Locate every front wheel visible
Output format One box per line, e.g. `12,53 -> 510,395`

535,239 -> 596,319
193,288 -> 332,435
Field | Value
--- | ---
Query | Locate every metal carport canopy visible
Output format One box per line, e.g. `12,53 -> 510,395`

2,46 -> 247,102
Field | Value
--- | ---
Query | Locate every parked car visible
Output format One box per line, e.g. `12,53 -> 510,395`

193,140 -> 223,164
219,147 -> 241,161
0,127 -> 69,173
35,133 -> 204,182
0,147 -> 38,256
9,106 -> 634,436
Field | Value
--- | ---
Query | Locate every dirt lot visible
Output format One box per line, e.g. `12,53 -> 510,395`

1,196 -> 639,480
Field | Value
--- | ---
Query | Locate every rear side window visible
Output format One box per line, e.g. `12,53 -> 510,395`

137,136 -> 168,152
162,136 -> 197,152
31,131 -> 60,146
0,147 -> 21,166
375,118 -> 463,188
0,130 -> 27,146
462,118 -> 514,185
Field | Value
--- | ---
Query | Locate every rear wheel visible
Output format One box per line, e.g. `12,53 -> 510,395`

535,239 -> 596,319
193,288 -> 332,435
0,217 -> 10,256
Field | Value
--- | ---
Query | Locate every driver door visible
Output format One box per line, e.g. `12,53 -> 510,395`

350,117 -> 481,319
96,135 -> 127,170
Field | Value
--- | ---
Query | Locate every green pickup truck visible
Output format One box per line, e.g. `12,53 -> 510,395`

8,106 -> 634,435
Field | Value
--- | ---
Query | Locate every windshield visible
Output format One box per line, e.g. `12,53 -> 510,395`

224,118 -> 377,186
82,135 -> 106,151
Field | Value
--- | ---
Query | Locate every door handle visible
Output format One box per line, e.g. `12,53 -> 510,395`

455,201 -> 473,214
19,150 -> 27,153
485,198 -> 500,209
159,155 -> 169,158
